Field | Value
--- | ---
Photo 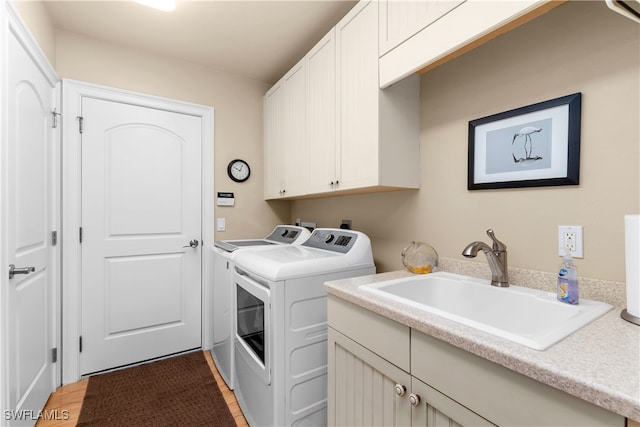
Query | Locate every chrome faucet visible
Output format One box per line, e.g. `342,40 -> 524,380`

462,229 -> 509,287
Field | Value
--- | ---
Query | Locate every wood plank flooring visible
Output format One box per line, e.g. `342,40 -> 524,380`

35,350 -> 248,427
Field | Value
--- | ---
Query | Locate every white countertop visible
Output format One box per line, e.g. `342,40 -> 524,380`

324,270 -> 640,422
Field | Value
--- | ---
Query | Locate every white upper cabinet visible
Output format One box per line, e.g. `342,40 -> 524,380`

336,0 -> 380,191
379,0 -> 555,88
379,0 -> 464,57
282,59 -> 308,197
264,58 -> 308,199
306,29 -> 338,195
336,0 -> 420,194
264,82 -> 285,199
264,0 -> 420,200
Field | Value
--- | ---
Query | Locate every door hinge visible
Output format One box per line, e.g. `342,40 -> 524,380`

79,227 -> 83,243
52,348 -> 58,363
52,109 -> 61,129
79,336 -> 83,353
51,231 -> 57,246
77,116 -> 84,134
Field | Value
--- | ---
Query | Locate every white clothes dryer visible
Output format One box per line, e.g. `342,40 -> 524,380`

231,228 -> 375,426
212,225 -> 310,390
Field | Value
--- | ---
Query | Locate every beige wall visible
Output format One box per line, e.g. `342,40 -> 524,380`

11,0 -> 56,66
14,1 -> 640,283
53,30 -> 291,240
292,1 -> 640,283
12,0 -> 290,241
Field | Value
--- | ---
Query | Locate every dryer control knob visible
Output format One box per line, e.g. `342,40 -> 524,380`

324,233 -> 335,243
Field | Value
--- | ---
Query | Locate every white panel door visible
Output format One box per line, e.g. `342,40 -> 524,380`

80,98 -> 202,375
6,20 -> 57,425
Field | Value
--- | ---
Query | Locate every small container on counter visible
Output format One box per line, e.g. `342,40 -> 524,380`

401,241 -> 438,274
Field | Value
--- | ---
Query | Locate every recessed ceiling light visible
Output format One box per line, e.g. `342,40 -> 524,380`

133,0 -> 176,12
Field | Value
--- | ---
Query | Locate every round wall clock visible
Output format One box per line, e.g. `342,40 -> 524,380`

227,159 -> 251,183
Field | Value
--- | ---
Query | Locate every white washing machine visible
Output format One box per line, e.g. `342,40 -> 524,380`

212,225 -> 310,390
231,228 -> 375,426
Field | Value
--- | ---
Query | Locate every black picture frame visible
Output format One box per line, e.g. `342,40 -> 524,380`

468,93 -> 581,190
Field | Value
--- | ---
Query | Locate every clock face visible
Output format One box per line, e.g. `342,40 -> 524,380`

227,159 -> 250,182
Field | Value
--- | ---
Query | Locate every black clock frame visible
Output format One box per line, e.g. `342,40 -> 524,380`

227,159 -> 251,183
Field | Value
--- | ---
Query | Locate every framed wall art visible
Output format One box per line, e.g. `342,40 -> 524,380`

468,93 -> 581,190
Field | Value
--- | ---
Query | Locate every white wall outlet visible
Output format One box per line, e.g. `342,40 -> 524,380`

217,217 -> 226,232
558,225 -> 583,258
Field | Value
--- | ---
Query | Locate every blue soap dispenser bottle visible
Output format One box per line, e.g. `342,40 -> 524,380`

557,251 -> 579,304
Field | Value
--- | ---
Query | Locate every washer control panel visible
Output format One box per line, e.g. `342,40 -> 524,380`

302,229 -> 358,253
264,226 -> 303,243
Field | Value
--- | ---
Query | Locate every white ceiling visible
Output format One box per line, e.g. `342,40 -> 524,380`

42,0 -> 357,85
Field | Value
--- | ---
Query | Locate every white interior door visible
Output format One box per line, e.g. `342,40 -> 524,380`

80,98 -> 202,375
5,15 -> 58,425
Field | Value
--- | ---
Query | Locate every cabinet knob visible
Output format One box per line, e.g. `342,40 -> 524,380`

394,384 -> 406,397
409,393 -> 421,407
330,181 -> 334,185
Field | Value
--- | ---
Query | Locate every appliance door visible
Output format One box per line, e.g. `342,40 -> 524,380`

234,269 -> 271,385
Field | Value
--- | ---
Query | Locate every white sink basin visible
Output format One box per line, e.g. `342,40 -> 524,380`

360,272 -> 612,350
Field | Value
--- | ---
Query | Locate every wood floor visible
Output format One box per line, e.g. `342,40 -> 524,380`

35,350 -> 248,427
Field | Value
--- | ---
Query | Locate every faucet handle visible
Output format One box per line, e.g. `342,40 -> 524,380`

486,229 -> 507,251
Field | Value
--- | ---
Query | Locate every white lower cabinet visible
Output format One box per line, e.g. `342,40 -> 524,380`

327,295 -> 625,427
411,377 -> 494,427
328,327 -> 493,427
328,328 -> 412,426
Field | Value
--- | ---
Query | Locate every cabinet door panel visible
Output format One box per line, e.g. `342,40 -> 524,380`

264,83 -> 286,199
328,327 -> 411,427
282,59 -> 307,196
379,0 -> 464,56
411,377 -> 495,427
336,0 -> 378,190
307,29 -> 337,194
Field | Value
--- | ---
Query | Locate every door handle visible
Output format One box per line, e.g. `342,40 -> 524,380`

9,264 -> 35,279
182,239 -> 199,249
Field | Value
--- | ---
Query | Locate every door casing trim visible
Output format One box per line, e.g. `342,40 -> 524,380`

61,79 -> 214,384
1,0 -> 61,414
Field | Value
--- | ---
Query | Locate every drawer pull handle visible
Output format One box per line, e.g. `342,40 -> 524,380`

409,393 -> 421,407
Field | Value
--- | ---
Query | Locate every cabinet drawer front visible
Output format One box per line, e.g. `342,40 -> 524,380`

411,332 -> 624,427
328,295 -> 410,371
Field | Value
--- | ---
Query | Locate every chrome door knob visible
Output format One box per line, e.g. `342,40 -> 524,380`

9,264 -> 35,279
394,384 -> 406,397
182,239 -> 199,249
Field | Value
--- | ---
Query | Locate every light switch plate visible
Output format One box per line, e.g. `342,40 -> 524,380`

217,218 -> 226,232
